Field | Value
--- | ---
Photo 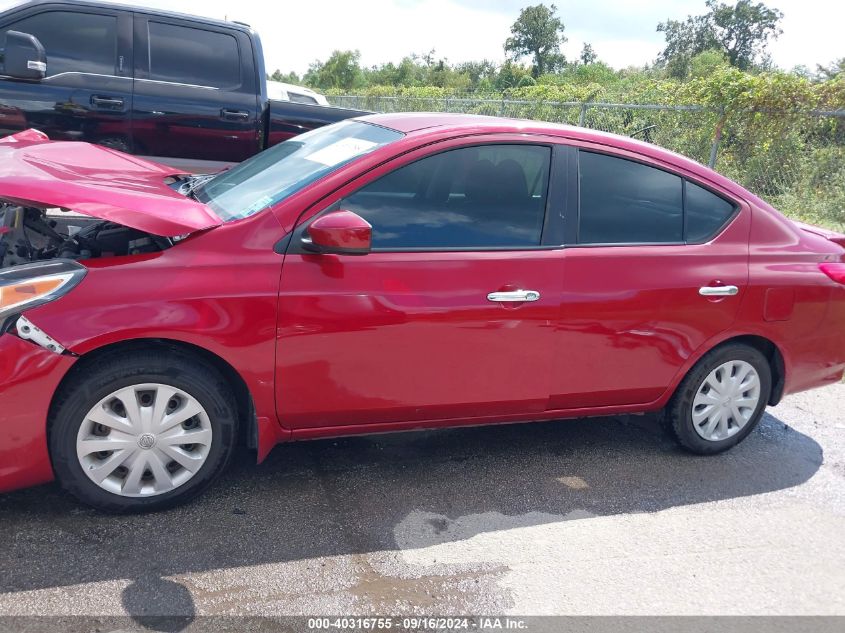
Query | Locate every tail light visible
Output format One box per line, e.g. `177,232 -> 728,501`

819,263 -> 845,284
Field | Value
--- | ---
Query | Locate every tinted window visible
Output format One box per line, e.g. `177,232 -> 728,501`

579,151 -> 683,244
147,22 -> 239,88
685,181 -> 736,242
2,11 -> 116,76
341,145 -> 551,249
288,93 -> 317,105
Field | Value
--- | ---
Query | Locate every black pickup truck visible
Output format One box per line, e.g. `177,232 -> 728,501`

0,0 -> 366,171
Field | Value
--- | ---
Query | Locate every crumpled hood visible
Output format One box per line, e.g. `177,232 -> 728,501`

0,129 -> 223,237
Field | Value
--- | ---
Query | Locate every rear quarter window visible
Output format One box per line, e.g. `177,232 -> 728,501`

684,181 -> 737,242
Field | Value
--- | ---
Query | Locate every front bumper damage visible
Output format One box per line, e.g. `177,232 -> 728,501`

0,329 -> 76,492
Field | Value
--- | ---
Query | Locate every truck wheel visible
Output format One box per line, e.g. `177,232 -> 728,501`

665,343 -> 772,455
49,349 -> 237,513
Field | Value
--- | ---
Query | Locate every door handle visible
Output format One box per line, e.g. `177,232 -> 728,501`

699,285 -> 739,297
90,95 -> 124,108
487,290 -> 541,302
220,108 -> 250,121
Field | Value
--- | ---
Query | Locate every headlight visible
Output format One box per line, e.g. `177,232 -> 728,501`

0,260 -> 86,320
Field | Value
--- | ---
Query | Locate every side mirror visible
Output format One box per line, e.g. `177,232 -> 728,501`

3,31 -> 46,80
303,210 -> 372,255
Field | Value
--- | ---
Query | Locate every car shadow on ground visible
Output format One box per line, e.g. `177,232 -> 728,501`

0,410 -> 823,609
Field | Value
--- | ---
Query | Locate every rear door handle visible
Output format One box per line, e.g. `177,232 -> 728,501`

221,109 -> 250,121
699,285 -> 739,297
487,290 -> 541,302
90,95 -> 124,109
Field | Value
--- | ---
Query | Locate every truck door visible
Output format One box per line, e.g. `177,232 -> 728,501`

130,14 -> 262,171
0,6 -> 133,150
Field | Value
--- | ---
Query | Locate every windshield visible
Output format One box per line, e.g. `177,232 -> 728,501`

196,120 -> 403,222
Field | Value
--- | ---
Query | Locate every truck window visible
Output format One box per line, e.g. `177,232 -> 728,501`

0,11 -> 117,76
147,21 -> 240,89
288,93 -> 318,105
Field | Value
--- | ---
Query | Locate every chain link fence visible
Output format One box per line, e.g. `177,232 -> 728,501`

330,95 -> 845,229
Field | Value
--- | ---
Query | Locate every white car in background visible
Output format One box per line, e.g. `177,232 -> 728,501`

267,81 -> 330,106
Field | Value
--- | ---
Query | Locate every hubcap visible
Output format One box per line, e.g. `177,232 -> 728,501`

75,383 -> 213,497
692,360 -> 761,442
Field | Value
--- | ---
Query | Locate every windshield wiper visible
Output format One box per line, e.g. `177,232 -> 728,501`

178,174 -> 216,200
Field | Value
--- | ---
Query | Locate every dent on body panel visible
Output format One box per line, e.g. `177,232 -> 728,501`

18,222 -> 285,426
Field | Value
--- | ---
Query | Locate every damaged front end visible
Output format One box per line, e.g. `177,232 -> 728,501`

0,130 -> 228,353
0,204 -> 173,268
0,129 -> 223,271
0,259 -> 86,353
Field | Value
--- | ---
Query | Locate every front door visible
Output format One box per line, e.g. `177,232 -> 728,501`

276,141 -> 564,429
0,7 -> 133,150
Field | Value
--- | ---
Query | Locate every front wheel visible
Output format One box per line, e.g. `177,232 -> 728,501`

49,349 -> 238,512
665,343 -> 772,455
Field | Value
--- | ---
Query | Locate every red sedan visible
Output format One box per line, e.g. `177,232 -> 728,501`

1,116 -> 843,512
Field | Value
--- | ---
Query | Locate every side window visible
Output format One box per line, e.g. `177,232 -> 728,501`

1,11 -> 117,76
579,151 -> 683,244
288,93 -> 318,105
341,144 -> 551,249
147,22 -> 240,89
685,181 -> 736,242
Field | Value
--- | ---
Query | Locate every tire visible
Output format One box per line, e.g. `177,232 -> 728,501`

49,347 -> 238,513
664,343 -> 772,455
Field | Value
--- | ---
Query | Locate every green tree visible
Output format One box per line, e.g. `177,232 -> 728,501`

455,59 -> 498,91
657,1 -> 782,77
268,69 -> 301,84
816,58 -> 845,81
495,59 -> 533,90
688,49 -> 730,78
504,4 -> 566,78
657,13 -> 717,78
579,43 -> 598,65
304,50 -> 363,90
709,0 -> 782,70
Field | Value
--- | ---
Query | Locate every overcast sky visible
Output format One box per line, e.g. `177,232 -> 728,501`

9,0 -> 845,75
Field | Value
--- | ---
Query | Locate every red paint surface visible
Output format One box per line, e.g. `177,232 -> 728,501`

0,335 -> 76,492
2,114 -> 845,493
307,210 -> 373,252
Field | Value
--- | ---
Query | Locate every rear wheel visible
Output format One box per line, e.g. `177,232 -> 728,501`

665,343 -> 772,454
49,349 -> 237,512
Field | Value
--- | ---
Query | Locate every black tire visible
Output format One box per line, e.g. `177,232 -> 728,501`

49,347 -> 238,513
664,343 -> 772,455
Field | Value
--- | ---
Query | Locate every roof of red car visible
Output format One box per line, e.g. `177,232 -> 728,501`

360,112 -> 693,164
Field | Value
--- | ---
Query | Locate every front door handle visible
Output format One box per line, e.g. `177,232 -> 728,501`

487,290 -> 541,302
220,108 -> 250,121
699,285 -> 739,297
90,95 -> 125,109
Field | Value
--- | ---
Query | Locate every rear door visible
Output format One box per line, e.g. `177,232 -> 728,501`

0,6 -> 133,149
130,14 -> 261,168
551,147 -> 750,409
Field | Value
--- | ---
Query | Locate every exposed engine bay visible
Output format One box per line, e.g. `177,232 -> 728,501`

0,204 -> 172,268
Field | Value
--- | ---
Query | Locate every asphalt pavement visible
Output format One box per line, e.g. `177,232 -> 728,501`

1,383 -> 843,623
